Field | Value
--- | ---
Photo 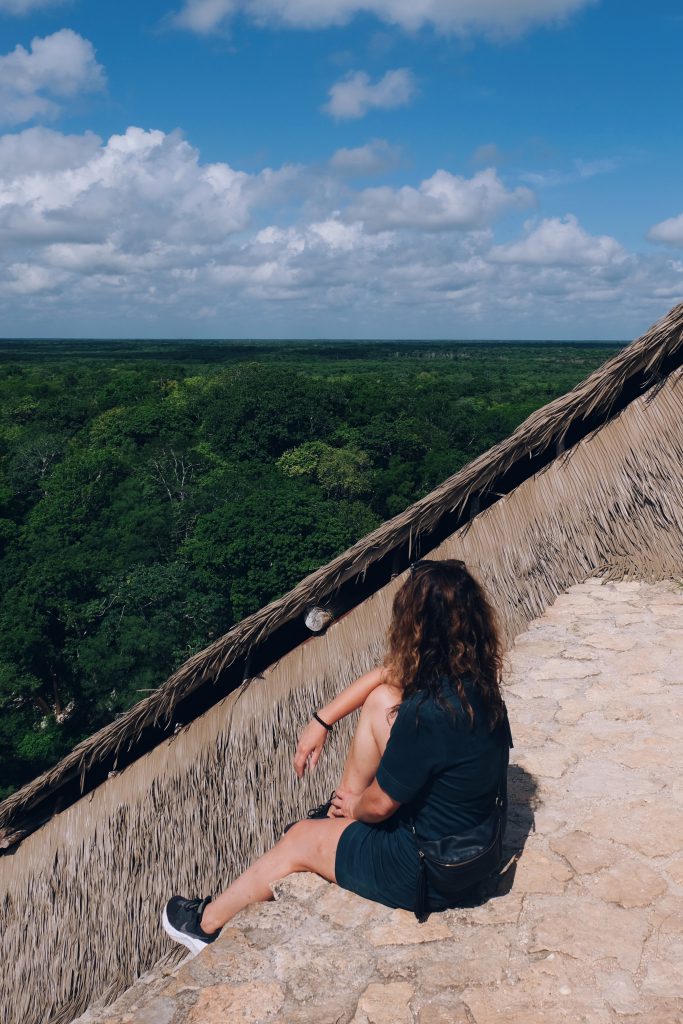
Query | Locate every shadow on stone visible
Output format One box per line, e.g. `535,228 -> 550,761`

489,764 -> 539,900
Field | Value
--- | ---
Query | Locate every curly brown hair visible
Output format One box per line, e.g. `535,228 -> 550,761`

383,558 -> 504,727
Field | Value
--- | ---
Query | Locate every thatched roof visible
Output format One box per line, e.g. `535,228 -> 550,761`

1,302 -> 683,842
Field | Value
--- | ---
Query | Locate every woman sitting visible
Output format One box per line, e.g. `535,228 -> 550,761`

162,558 -> 510,953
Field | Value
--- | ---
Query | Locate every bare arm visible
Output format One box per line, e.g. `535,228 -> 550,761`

331,780 -> 400,823
292,664 -> 388,778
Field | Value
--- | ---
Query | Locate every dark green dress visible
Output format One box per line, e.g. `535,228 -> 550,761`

334,676 -> 508,912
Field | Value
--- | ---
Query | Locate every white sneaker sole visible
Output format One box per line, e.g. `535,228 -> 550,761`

161,907 -> 208,957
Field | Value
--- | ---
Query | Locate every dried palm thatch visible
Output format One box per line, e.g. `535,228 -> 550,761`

1,304 -> 682,1024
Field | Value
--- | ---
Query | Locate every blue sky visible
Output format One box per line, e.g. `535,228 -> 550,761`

0,0 -> 681,339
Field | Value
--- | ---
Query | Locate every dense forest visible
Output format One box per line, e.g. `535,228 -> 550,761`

0,339 -> 619,798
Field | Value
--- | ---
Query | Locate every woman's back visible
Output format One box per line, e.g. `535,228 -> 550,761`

376,676 -> 509,840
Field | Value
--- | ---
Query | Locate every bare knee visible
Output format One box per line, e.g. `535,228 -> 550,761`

363,682 -> 401,716
277,820 -> 343,878
277,820 -> 317,872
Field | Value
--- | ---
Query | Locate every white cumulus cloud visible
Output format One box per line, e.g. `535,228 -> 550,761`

324,68 -> 416,120
0,125 -> 286,248
171,0 -> 595,37
329,139 -> 399,176
0,30 -> 105,126
172,0 -> 236,33
0,125 -> 101,178
491,214 -> 627,267
648,213 -> 683,247
346,168 -> 534,232
0,123 -> 678,339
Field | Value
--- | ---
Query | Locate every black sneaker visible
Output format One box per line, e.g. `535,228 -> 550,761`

283,792 -> 336,834
161,895 -> 221,955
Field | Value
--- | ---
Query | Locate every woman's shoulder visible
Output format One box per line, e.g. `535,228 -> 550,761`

399,678 -> 469,720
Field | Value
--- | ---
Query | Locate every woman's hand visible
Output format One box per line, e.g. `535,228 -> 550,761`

293,718 -> 329,778
329,787 -> 358,819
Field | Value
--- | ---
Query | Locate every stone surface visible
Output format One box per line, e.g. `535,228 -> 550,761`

591,859 -> 668,907
529,896 -> 650,971
580,800 -> 683,858
584,632 -> 638,651
417,1003 -> 469,1024
549,830 -> 618,875
350,982 -> 414,1024
666,858 -> 683,886
562,758 -> 663,801
595,968 -> 642,1015
512,844 -> 572,893
187,982 -> 284,1023
73,578 -> 683,1024
364,909 -> 451,946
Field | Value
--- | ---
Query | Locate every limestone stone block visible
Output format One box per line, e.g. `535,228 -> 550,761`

652,629 -> 683,650
272,928 -> 373,1003
176,929 -> 268,987
508,677 -> 581,702
580,800 -> 683,858
581,716 -> 642,745
650,599 -> 683,613
561,647 -> 600,660
611,655 -> 670,682
282,997 -> 359,1023
187,981 -> 284,1024
513,845 -> 573,893
642,959 -> 683,1000
563,759 -> 663,801
417,1002 -> 470,1024
466,891 -> 524,925
529,895 -> 649,971
236,892 -> 309,939
587,588 -> 640,604
600,701 -> 647,723
591,860 -> 668,907
612,737 -> 683,770
614,613 -> 646,627
548,726 -> 602,755
399,925 -> 512,993
315,883 -> 382,929
510,638 -> 566,658
554,698 -> 588,725
583,633 -> 637,651
270,871 -> 329,902
514,743 -> 577,779
117,998 -> 175,1024
351,982 -> 414,1024
462,987 -> 553,1024
462,978 -> 611,1024
531,658 -> 601,680
594,968 -> 641,1014
507,722 -> 548,746
364,908 -> 450,946
641,905 -> 683,999
665,858 -> 683,885
549,831 -> 618,875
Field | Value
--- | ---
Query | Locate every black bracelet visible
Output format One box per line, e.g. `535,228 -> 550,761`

313,711 -> 333,732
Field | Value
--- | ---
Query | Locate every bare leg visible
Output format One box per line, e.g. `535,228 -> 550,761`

200,683 -> 402,934
336,682 -> 402,796
200,818 -> 353,933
